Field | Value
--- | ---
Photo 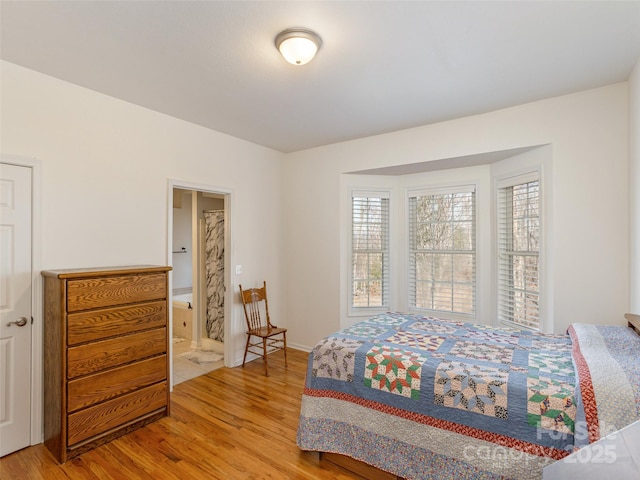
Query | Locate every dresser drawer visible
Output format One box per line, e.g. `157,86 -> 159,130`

67,355 -> 167,413
67,273 -> 166,312
67,381 -> 167,446
67,328 -> 166,379
67,301 -> 166,345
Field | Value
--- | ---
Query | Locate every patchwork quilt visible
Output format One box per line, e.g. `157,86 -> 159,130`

297,313 -> 640,479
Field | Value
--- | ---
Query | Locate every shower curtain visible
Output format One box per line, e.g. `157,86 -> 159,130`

204,210 -> 224,342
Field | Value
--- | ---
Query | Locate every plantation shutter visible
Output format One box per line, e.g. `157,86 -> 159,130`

408,186 -> 476,315
497,173 -> 540,329
351,191 -> 390,309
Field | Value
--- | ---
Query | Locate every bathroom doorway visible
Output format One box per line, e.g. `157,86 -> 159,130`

168,183 -> 232,386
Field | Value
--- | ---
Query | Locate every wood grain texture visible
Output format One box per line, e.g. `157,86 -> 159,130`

41,265 -> 172,279
67,382 -> 167,445
67,301 -> 167,345
322,453 -> 398,480
626,313 -> 640,335
1,349 -> 375,479
42,275 -> 66,462
67,273 -> 166,312
67,328 -> 166,379
67,355 -> 167,412
41,266 -> 170,463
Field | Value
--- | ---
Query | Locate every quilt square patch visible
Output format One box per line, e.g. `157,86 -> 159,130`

364,344 -> 428,399
449,340 -> 514,364
411,321 -> 458,335
531,338 -> 572,353
385,331 -> 445,351
365,314 -> 408,326
312,337 -> 363,381
527,374 -> 576,434
434,360 -> 509,419
528,352 -> 574,377
472,323 -> 519,333
342,324 -> 389,341
464,330 -> 520,346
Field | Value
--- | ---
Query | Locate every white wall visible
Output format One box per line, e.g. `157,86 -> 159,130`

630,57 -> 640,313
284,83 -> 630,349
0,60 -> 285,366
172,190 -> 193,290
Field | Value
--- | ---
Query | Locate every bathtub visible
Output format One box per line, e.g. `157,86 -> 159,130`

173,292 -> 193,309
172,292 -> 193,340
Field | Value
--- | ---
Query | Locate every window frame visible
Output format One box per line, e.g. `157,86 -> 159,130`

406,184 -> 477,320
495,170 -> 542,331
348,189 -> 392,316
341,149 -> 551,332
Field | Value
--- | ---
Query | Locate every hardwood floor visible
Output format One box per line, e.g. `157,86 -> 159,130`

0,349 -> 363,480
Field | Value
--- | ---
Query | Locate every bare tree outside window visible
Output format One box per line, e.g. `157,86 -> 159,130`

409,190 -> 476,315
352,195 -> 389,308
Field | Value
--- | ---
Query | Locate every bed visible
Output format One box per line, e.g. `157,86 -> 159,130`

296,312 -> 640,479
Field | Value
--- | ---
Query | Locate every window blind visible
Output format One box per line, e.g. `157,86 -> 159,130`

408,187 -> 476,315
351,192 -> 390,309
497,176 -> 540,329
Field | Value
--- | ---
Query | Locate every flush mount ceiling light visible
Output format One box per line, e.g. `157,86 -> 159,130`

275,28 -> 322,66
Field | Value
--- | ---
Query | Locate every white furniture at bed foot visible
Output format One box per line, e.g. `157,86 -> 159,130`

543,420 -> 640,479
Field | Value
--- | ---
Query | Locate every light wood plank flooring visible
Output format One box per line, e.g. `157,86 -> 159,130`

0,349 -> 362,480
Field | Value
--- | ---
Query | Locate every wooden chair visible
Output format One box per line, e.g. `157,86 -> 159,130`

239,281 -> 287,376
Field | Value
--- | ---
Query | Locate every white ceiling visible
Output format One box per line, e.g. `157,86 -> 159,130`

1,1 -> 639,153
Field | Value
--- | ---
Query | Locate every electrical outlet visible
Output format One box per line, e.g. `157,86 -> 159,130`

235,265 -> 243,275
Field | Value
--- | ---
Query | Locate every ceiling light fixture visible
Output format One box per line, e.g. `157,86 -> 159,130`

275,28 -> 322,66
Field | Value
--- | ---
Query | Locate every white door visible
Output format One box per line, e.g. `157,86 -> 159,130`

0,163 -> 32,456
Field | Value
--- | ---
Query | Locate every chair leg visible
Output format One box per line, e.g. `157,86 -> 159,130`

283,333 -> 288,367
263,337 -> 269,376
242,334 -> 251,367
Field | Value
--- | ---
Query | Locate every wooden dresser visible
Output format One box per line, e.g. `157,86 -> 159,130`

42,265 -> 172,463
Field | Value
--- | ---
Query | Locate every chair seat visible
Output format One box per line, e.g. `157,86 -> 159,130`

249,326 -> 287,338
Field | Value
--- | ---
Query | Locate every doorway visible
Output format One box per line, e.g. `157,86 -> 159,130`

168,182 -> 233,387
